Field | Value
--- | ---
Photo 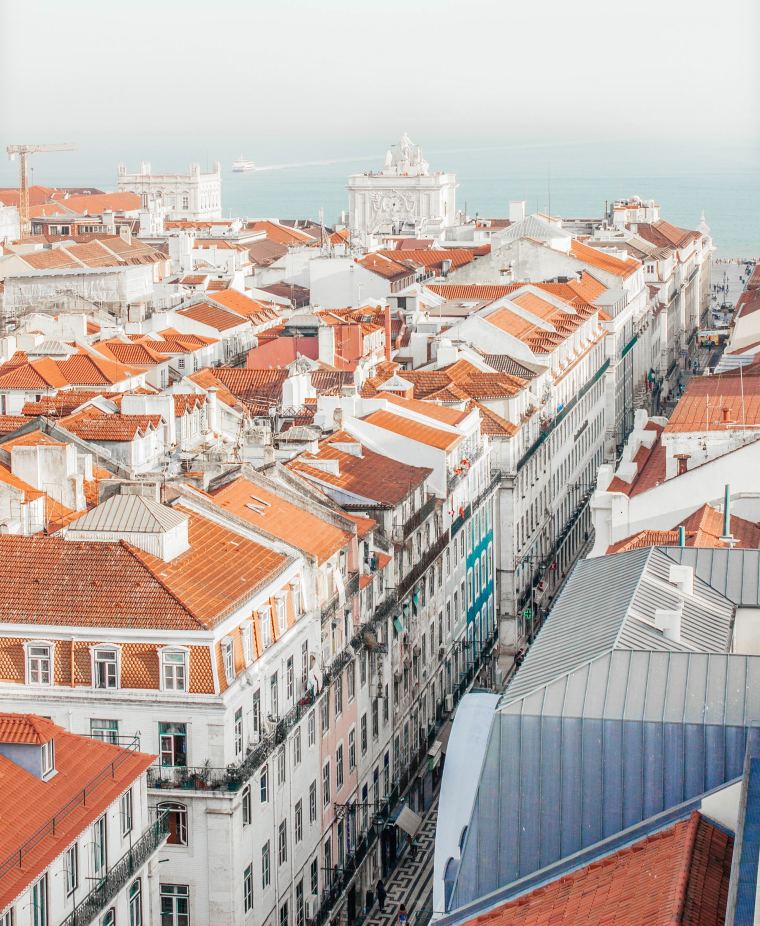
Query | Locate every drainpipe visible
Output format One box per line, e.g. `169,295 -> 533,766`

723,483 -> 731,539
678,526 -> 686,547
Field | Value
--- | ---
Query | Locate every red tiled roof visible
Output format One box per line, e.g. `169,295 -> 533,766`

93,340 -> 169,367
357,253 -> 414,281
248,220 -> 316,246
60,409 -> 163,442
0,416 -> 32,435
0,717 -> 154,911
377,248 -> 476,270
209,289 -> 278,322
178,301 -> 250,332
461,813 -> 732,926
569,239 -> 640,278
362,409 -> 461,450
608,503 -> 760,553
665,370 -> 760,432
0,714 -> 56,745
607,422 -> 667,497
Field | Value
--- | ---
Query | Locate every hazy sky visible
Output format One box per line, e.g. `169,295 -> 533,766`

1,0 -> 759,180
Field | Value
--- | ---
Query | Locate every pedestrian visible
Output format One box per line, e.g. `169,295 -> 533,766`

398,903 -> 408,926
376,880 -> 387,913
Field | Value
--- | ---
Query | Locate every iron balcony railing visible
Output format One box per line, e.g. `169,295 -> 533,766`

60,814 -> 168,926
397,532 -> 449,601
0,736 -> 142,884
321,572 -> 361,625
392,496 -> 437,543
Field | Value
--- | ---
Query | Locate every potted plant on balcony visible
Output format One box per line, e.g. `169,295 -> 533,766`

194,760 -> 212,790
225,763 -> 244,791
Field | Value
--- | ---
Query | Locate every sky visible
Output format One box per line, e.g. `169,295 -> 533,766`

1,0 -> 759,182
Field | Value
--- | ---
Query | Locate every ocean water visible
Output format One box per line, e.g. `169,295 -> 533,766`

5,140 -> 758,257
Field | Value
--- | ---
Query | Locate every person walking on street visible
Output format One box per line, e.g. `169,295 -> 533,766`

376,880 -> 387,913
398,903 -> 408,926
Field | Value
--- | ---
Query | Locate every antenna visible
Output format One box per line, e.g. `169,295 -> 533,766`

740,363 -> 746,429
547,165 -> 551,218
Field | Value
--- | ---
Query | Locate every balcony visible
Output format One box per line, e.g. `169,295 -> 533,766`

392,496 -> 437,543
61,815 -> 168,926
321,572 -> 360,625
397,531 -> 449,601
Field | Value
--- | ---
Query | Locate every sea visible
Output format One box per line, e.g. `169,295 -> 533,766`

4,140 -> 758,257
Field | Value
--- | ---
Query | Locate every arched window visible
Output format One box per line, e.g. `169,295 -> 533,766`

102,909 -> 115,926
158,802 -> 188,846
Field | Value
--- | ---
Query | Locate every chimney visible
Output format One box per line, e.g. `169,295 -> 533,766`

333,407 -> 344,430
102,210 -> 116,235
722,405 -> 730,423
674,453 -> 690,476
119,224 -> 132,245
509,200 -> 526,223
720,483 -> 736,546
383,304 -> 392,362
262,445 -> 275,466
318,325 -> 335,367
654,604 -> 683,643
206,387 -> 219,433
668,564 -> 694,597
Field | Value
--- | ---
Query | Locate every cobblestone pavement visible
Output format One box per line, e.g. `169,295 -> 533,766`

364,798 -> 439,926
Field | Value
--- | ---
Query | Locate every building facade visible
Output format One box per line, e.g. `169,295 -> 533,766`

117,162 -> 222,221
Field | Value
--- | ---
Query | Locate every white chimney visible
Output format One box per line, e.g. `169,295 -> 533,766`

509,200 -> 526,223
668,564 -> 694,597
318,325 -> 336,367
436,338 -> 458,368
205,387 -> 219,433
654,604 -> 683,643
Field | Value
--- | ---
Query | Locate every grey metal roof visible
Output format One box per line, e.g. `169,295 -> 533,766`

498,214 -> 571,244
665,547 -> 760,607
68,494 -> 187,534
451,649 -> 760,910
501,547 -> 735,706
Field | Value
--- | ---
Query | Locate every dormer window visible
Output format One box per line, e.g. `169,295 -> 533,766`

242,624 -> 253,665
259,608 -> 272,650
41,738 -> 55,778
93,646 -> 119,689
275,596 -> 287,635
222,638 -> 234,683
161,649 -> 188,692
26,643 -> 53,686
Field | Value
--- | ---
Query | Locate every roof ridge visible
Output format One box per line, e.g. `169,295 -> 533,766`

673,811 -> 702,919
118,539 -> 206,629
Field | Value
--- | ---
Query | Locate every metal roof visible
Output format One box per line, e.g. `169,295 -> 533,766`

665,547 -> 760,607
498,214 -> 571,244
68,493 -> 187,534
451,650 -> 760,910
500,547 -> 735,706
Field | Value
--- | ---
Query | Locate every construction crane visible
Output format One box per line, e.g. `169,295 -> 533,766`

6,143 -> 77,236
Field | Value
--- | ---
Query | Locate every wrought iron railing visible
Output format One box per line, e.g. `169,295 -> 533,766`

393,496 -> 437,542
60,814 -> 167,926
0,736 -> 142,884
322,572 -> 361,625
397,532 -> 448,601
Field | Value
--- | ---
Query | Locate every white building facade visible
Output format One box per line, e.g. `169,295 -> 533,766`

117,162 -> 222,221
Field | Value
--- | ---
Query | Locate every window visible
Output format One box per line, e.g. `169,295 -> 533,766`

308,711 -> 316,747
27,644 -> 52,685
90,719 -> 119,744
286,656 -> 294,701
102,910 -> 115,926
277,747 -> 286,786
262,841 -> 271,888
259,608 -> 272,649
158,802 -> 188,846
121,788 -> 133,836
360,714 -> 368,755
92,816 -> 107,879
309,780 -> 317,823
321,690 -> 330,734
242,785 -> 251,825
296,879 -> 305,926
322,761 -> 331,806
159,722 -> 187,767
234,707 -> 244,757
276,597 -> 287,635
293,728 -> 302,766
129,879 -> 142,926
242,624 -> 253,665
280,901 -> 289,926
371,699 -> 379,739
222,638 -> 234,683
243,864 -> 253,913
252,690 -> 261,741
65,843 -> 78,896
260,766 -> 269,803
301,640 -> 309,690
160,884 -> 189,926
295,799 -> 303,843
348,729 -> 356,771
347,663 -> 355,701
335,673 -> 343,717
310,858 -> 319,896
336,744 -> 344,790
270,672 -> 279,718
93,647 -> 119,689
360,651 -> 367,686
161,650 -> 187,692
31,874 -> 47,926
41,739 -> 54,778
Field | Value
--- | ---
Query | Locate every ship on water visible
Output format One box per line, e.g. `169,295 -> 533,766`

232,155 -> 255,172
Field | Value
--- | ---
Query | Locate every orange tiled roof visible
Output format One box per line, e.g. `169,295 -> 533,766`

0,415 -> 33,435
248,220 -> 316,246
380,391 -> 471,425
60,408 -> 163,442
0,713 -> 56,744
459,812 -> 732,926
377,248 -> 476,270
607,421 -> 667,497
362,409 -> 461,450
173,393 -> 206,415
288,431 -> 431,507
608,504 -> 760,553
0,356 -> 70,390
356,253 -> 414,281
569,239 -> 640,278
178,301 -> 250,332
93,340 -> 169,367
209,289 -> 278,321
665,370 -> 760,432
48,190 -> 142,215
0,717 -> 154,912
208,476 -> 350,564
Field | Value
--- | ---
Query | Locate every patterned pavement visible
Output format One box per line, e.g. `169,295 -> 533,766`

364,797 -> 439,926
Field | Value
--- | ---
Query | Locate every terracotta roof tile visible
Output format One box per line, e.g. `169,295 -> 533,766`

247,220 -> 316,246
608,504 -> 760,553
60,409 -> 163,441
362,409 -> 461,450
569,239 -> 640,278
177,301 -> 250,332
607,422 -> 667,497
665,371 -> 760,432
0,713 -> 56,745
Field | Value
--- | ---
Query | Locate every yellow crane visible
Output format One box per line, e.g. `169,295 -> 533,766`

6,142 -> 77,236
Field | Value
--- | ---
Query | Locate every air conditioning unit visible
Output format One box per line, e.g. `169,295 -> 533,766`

305,897 -> 318,920
445,693 -> 454,713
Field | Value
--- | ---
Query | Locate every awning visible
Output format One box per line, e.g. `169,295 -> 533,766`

427,740 -> 442,771
388,801 -> 422,836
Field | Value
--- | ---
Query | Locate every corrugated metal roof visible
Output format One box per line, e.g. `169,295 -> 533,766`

501,548 -> 734,706
452,650 -> 760,910
665,547 -> 760,607
68,494 -> 187,534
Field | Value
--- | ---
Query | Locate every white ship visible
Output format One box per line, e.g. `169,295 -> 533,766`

232,155 -> 256,172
